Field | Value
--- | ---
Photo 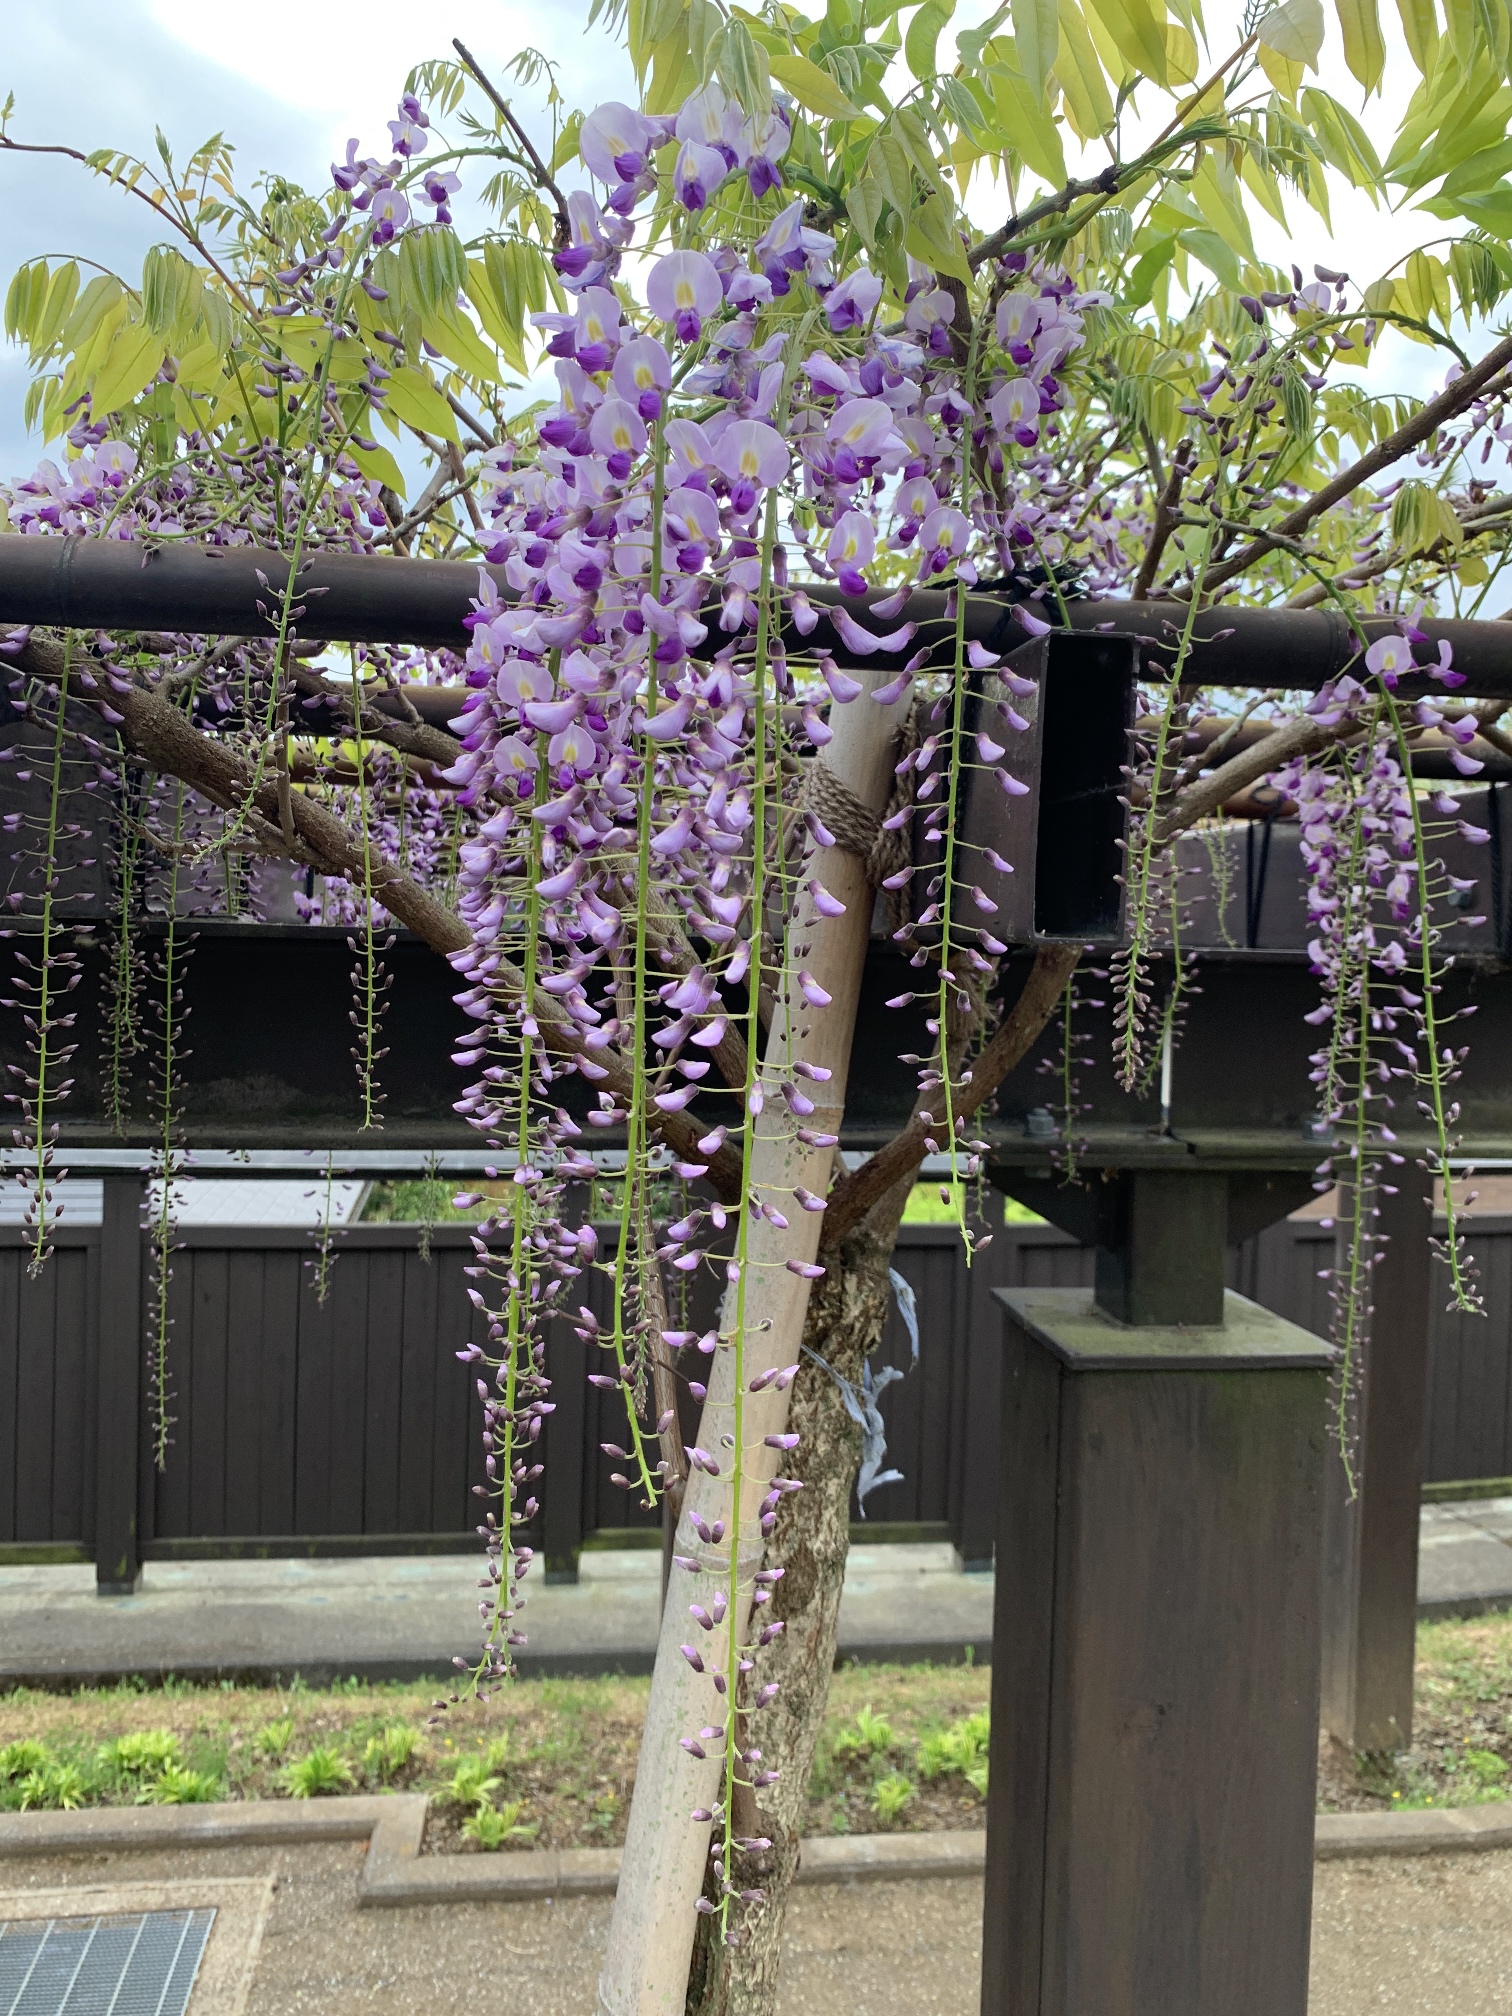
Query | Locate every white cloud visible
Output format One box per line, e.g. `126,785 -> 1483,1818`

144,0 -> 634,162
0,0 -> 631,475
0,0 -> 1482,480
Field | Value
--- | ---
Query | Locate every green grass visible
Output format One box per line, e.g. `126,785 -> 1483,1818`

1,1726 -> 224,1811
462,1796 -> 536,1850
282,1745 -> 356,1799
1321,1610 -> 1512,1813
900,1183 -> 1044,1225
0,1663 -> 987,1847
870,1773 -> 916,1821
7,1612 -> 1512,1842
442,1757 -> 499,1809
832,1705 -> 896,1761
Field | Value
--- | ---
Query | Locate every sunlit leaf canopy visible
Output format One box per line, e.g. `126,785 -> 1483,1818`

3,0 -> 1512,618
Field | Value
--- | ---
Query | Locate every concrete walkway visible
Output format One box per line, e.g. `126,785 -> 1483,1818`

1419,1495 -> 1512,1618
0,1541 -> 993,1687
3,1500 -> 1512,1687
1,1837 -> 1508,2015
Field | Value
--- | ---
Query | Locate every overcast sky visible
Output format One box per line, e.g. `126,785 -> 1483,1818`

0,1 -> 1455,483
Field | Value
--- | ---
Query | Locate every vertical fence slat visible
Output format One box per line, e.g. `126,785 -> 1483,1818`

223,1250 -> 267,1535
542,1315 -> 587,1579
188,1248 -> 230,1536
15,1247 -> 58,1543
294,1255 -> 337,1533
95,1174 -> 144,1591
152,1254 -> 192,1542
330,1249 -> 371,1534
396,1245 -> 441,1533
429,1249 -> 474,1534
0,1251 -> 17,1542
50,1248 -> 87,1542
260,1252 -> 301,1534
363,1249 -> 406,1534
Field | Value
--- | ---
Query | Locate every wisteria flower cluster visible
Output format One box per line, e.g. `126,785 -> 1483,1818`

403,71 -> 1112,1934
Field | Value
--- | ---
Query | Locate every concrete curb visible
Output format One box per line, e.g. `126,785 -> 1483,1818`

3,1798 -> 1511,1905
1313,1803 -> 1512,1858
0,1796 -> 409,1857
8,1605 -> 1502,1691
0,1640 -> 991,1692
1417,1593 -> 1512,1624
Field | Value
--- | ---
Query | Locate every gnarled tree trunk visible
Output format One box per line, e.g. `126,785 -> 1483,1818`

688,944 -> 1081,2016
686,1178 -> 913,2016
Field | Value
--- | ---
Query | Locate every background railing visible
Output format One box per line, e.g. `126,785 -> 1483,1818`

4,1212 -> 1509,1576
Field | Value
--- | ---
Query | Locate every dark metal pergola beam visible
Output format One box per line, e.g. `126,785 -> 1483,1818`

4,536 -> 1512,697
10,925 -> 1512,1155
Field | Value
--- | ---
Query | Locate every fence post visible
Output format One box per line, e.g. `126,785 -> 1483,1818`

1320,1170 -> 1433,1752
95,1170 -> 146,1595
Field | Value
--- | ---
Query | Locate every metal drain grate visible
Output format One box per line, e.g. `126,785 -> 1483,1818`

0,1909 -> 215,2016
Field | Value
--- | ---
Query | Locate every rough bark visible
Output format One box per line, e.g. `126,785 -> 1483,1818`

687,947 -> 1072,2016
686,1181 -> 911,2016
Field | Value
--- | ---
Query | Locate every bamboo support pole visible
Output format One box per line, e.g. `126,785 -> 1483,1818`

595,666 -> 907,2016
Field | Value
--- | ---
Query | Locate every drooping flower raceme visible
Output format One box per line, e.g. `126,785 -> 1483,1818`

0,69 -> 1115,1950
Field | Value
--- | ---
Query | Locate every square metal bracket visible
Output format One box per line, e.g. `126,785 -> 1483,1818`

910,629 -> 1136,947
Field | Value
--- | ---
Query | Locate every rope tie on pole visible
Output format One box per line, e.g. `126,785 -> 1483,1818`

801,701 -> 920,897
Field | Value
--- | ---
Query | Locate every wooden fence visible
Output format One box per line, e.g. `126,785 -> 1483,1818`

4,1211 -> 1511,1573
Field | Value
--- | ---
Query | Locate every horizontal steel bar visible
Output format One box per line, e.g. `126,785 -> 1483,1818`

7,925 -> 1512,1156
3,537 -> 1512,695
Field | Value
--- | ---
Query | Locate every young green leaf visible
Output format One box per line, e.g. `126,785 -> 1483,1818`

872,130 -> 916,217
714,20 -> 772,113
1257,0 -> 1325,67
1013,0 -> 1061,95
904,190 -> 971,281
425,304 -> 501,383
90,321 -> 165,417
1393,0 -> 1439,69
1257,42 -> 1306,93
848,173 -> 888,252
906,0 -> 957,80
1084,0 -> 1169,86
1334,0 -> 1386,92
399,227 -> 468,324
768,52 -> 864,118
1054,0 -> 1117,136
989,53 -> 1068,184
382,365 -> 461,442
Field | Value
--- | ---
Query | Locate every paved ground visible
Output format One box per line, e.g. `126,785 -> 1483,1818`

1,1840 -> 1509,2013
0,1542 -> 994,1686
3,1501 -> 1511,1687
1419,1496 -> 1512,1617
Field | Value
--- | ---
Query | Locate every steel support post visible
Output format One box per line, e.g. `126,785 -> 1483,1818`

1320,1171 -> 1434,1753
1092,1167 -> 1229,1327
